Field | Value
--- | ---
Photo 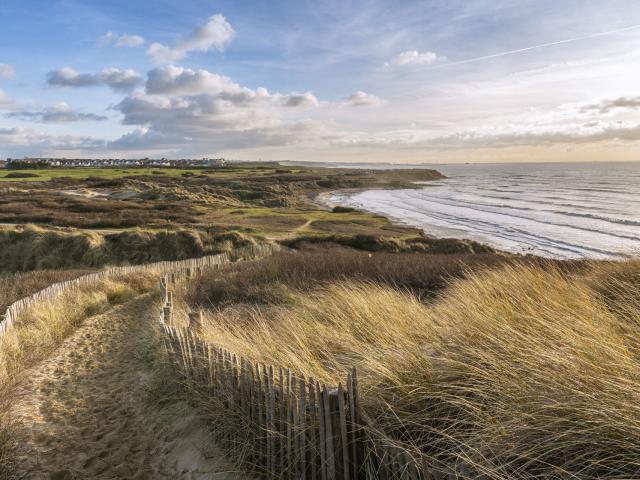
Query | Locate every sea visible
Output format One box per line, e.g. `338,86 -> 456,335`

294,161 -> 640,259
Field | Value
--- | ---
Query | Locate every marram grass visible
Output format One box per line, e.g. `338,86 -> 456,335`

183,259 -> 640,479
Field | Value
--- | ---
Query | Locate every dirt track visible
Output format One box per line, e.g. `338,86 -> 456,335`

7,293 -> 241,479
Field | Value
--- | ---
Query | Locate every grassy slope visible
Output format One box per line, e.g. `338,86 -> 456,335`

175,248 -> 639,479
0,225 -> 258,273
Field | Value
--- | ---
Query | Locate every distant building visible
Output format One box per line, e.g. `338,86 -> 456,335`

5,157 -> 227,169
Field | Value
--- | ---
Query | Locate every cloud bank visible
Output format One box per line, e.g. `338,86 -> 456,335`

110,66 -> 322,152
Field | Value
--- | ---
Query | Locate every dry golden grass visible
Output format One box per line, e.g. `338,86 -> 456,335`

179,257 -> 640,479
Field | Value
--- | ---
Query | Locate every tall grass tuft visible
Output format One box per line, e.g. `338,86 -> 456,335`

181,256 -> 640,479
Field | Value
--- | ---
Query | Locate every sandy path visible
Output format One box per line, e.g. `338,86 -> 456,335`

7,294 -> 241,479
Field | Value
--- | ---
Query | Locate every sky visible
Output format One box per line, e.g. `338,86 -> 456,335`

1,0 -> 640,163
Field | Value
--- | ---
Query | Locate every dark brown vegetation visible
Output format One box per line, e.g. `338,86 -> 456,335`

281,233 -> 496,254
0,268 -> 93,312
4,172 -> 40,179
185,244 -> 517,307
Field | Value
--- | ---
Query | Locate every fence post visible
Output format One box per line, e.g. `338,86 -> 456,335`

327,388 -> 348,480
299,374 -> 308,480
162,305 -> 173,325
347,368 -> 364,480
188,310 -> 203,333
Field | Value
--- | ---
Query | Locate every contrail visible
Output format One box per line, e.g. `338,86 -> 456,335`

426,23 -> 640,70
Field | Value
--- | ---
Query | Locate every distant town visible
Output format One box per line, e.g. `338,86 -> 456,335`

0,157 -> 227,169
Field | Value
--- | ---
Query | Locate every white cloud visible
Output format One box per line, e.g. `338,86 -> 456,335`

98,31 -> 145,48
147,14 -> 235,64
6,102 -> 107,123
145,65 -> 267,105
47,67 -> 142,92
275,92 -> 319,108
386,50 -> 438,67
144,65 -> 315,108
581,96 -> 640,114
344,91 -> 383,107
98,68 -> 143,91
0,64 -> 15,79
111,67 -> 324,152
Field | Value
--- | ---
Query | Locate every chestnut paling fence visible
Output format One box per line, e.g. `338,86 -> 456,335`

158,255 -> 461,480
1,242 -> 459,478
0,244 -> 279,339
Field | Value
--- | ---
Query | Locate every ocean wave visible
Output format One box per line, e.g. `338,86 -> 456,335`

551,211 -> 640,227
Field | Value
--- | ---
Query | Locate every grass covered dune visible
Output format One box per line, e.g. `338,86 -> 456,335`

177,249 -> 640,479
0,225 -> 255,273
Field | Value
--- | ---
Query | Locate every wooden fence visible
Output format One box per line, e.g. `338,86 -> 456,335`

157,254 -> 461,480
0,243 -> 279,339
161,323 -> 363,480
2,241 -> 461,478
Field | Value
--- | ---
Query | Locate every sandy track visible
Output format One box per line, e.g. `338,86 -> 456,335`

8,294 -> 241,479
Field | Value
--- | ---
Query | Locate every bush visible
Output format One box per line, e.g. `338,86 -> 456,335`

184,245 -> 515,307
3,172 -> 40,179
331,206 -> 356,213
0,225 -> 258,273
282,233 -> 497,254
5,161 -> 47,169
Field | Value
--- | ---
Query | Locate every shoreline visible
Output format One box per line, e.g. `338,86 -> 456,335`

315,183 -> 636,260
308,187 -> 506,254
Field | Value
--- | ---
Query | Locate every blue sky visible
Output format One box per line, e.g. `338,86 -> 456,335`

1,0 -> 639,162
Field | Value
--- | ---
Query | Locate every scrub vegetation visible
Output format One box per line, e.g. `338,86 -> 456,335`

173,247 -> 640,479
0,164 -> 481,274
